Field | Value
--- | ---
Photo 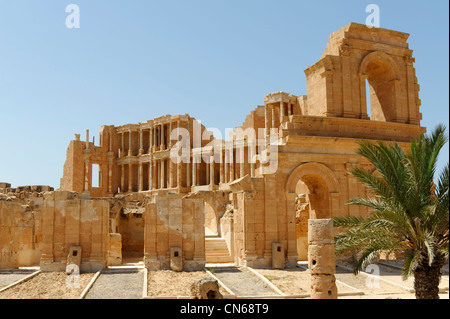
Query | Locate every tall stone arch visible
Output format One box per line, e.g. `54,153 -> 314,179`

304,22 -> 422,125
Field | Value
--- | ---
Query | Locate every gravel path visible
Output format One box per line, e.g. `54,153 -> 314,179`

210,267 -> 280,297
85,269 -> 143,299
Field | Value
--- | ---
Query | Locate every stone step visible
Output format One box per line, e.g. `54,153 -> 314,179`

205,237 -> 233,263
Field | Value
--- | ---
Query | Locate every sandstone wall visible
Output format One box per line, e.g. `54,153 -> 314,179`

40,191 -> 110,272
144,192 -> 205,270
0,198 -> 42,268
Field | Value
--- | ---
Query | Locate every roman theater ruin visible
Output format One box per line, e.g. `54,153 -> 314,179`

1,23 -> 424,273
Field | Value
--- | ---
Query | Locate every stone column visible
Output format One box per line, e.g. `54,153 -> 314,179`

224,150 -> 229,183
139,129 -> 144,155
239,142 -> 245,178
160,124 -> 165,151
128,129 -> 132,157
157,160 -> 161,189
308,219 -> 337,299
149,159 -> 153,190
149,127 -> 153,153
186,120 -> 191,187
128,163 -> 133,192
120,164 -> 125,193
209,151 -> 214,186
359,74 -> 370,120
85,129 -> 89,150
121,132 -> 125,158
265,105 -> 270,138
138,163 -> 143,192
160,159 -> 165,189
192,153 -> 197,187
219,149 -> 224,184
153,126 -> 157,152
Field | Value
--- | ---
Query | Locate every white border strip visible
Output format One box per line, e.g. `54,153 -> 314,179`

79,270 -> 101,299
0,270 -> 41,293
337,264 -> 415,293
205,268 -> 236,299
246,267 -> 285,296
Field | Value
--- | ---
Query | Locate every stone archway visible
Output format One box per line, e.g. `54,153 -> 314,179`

286,162 -> 340,261
359,51 -> 401,123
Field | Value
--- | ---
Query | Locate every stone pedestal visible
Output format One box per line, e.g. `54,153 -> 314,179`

308,219 -> 337,299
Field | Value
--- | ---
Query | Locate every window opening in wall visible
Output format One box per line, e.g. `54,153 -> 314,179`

92,164 -> 100,188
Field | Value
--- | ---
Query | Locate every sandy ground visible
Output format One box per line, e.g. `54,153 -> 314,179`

147,270 -> 228,298
0,261 -> 447,299
0,272 -> 95,299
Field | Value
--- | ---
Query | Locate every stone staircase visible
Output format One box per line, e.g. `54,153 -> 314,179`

205,236 -> 233,263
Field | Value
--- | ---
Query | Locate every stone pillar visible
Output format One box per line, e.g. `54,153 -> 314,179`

160,124 -> 165,151
85,129 -> 89,150
120,164 -> 125,193
138,163 -> 143,192
153,126 -> 157,152
359,74 -> 370,120
149,159 -> 153,190
224,150 -> 229,183
139,129 -> 144,155
209,152 -> 214,186
156,160 -> 160,189
160,159 -> 165,189
128,163 -> 133,192
239,143 -> 245,178
220,149 -> 224,184
149,127 -> 153,153
128,129 -> 132,156
308,219 -> 337,299
192,154 -> 197,187
121,132 -> 125,157
186,120 -> 191,187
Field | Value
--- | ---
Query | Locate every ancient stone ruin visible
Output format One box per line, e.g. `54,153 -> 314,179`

1,23 -> 424,275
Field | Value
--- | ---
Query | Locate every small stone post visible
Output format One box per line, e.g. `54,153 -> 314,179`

308,219 -> 338,299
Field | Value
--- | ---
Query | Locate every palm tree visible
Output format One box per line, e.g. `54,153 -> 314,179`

333,124 -> 449,299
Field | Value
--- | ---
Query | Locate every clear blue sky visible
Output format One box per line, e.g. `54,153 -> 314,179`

0,0 -> 448,188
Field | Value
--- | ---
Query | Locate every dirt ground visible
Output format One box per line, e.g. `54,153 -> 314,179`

0,262 -> 448,299
147,270 -> 229,298
0,272 -> 94,299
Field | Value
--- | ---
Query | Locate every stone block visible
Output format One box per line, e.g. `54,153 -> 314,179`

308,244 -> 336,275
66,245 -> 82,274
190,277 -> 223,299
310,274 -> 338,299
170,246 -> 183,272
108,233 -> 122,266
271,242 -> 285,269
308,219 -> 334,245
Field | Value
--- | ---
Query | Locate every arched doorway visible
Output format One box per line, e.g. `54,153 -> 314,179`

286,163 -> 339,261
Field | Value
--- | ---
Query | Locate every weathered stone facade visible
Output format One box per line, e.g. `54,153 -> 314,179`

1,23 -> 425,271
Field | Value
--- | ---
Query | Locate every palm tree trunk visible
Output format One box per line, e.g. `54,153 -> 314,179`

413,255 -> 445,299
